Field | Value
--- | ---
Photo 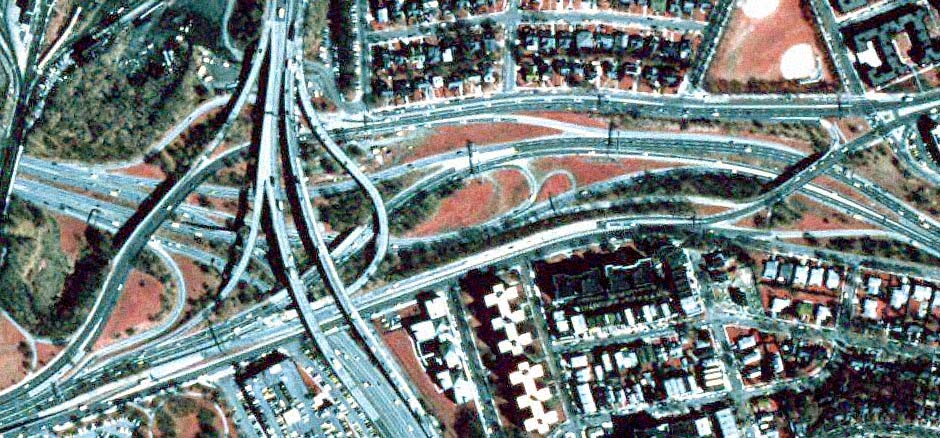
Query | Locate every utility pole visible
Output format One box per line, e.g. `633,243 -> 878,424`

208,326 -> 224,353
466,140 -> 475,174
86,207 -> 99,226
549,193 -> 557,214
606,120 -> 614,160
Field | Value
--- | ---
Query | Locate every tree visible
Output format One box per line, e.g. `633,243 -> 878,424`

453,404 -> 485,438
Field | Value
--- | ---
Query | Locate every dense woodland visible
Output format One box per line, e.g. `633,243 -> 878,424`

228,0 -> 264,48
328,0 -> 358,96
0,198 -> 117,339
0,198 -> 71,338
27,12 -> 206,162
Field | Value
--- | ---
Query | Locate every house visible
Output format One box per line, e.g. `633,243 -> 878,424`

778,263 -> 794,284
770,297 -> 791,315
736,335 -> 758,351
742,349 -> 762,366
863,298 -> 881,320
597,33 -> 615,51
715,408 -> 741,438
815,306 -> 832,325
762,260 -> 780,281
826,269 -> 842,290
890,284 -> 910,309
808,267 -> 825,288
793,264 -> 809,287
576,30 -> 595,50
913,284 -> 933,302
867,276 -> 883,296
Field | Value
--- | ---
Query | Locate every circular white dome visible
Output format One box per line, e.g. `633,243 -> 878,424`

780,43 -> 819,80
740,0 -> 779,19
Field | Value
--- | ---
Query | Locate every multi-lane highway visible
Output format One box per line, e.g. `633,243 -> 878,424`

7,0 -> 940,436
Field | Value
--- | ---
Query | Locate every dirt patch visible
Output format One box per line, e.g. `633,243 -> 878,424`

53,214 -> 89,264
153,396 -> 224,438
382,328 -> 460,436
493,169 -> 532,213
536,173 -> 574,202
207,161 -> 250,187
95,270 -> 165,349
186,194 -> 240,218
784,196 -> 874,231
692,204 -> 734,216
847,143 -> 940,220
736,194 -> 874,231
35,341 -> 61,368
108,162 -> 167,180
42,1 -> 79,55
519,111 -> 609,129
174,256 -> 218,302
0,314 -> 28,390
707,0 -> 837,92
406,178 -> 498,237
532,156 -> 680,186
406,123 -> 561,162
831,117 -> 870,142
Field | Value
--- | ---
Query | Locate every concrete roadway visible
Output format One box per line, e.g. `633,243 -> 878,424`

12,206 -> 940,432
12,203 -> 940,433
18,117 -> 940,308
280,5 -> 436,435
0,0 -> 277,422
5,0 -> 940,432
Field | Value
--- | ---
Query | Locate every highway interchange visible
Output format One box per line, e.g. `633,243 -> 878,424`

3,0 -> 940,436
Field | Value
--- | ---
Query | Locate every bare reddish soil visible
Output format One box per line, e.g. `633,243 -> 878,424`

35,342 -> 60,368
532,156 -> 679,186
810,176 -> 900,220
736,195 -> 874,231
519,111 -> 609,129
154,397 -> 226,438
53,214 -> 89,264
692,204 -> 733,216
407,178 -> 498,237
536,173 -> 574,202
109,162 -> 167,180
708,0 -> 835,86
787,196 -> 874,231
407,123 -> 561,162
0,314 -> 27,390
95,270 -> 165,349
186,194 -> 240,217
174,256 -> 217,302
493,169 -> 531,213
832,117 -> 870,141
382,328 -> 460,436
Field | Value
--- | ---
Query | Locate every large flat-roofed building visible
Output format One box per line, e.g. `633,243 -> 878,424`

845,5 -> 940,87
831,0 -> 869,14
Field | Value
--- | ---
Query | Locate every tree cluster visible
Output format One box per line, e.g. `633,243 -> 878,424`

328,0 -> 358,95
0,198 -> 71,338
28,21 -> 203,162
228,0 -> 264,48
